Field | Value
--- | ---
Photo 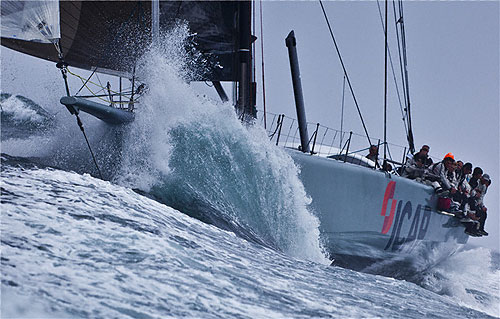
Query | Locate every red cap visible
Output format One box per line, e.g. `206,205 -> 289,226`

443,152 -> 454,160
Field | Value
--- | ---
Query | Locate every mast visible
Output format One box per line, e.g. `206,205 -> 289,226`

286,31 -> 310,153
236,0 -> 256,119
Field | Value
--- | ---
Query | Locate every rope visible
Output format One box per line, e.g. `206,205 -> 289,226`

67,67 -> 138,105
76,114 -> 103,180
75,67 -> 97,96
284,118 -> 295,145
319,0 -> 372,147
55,2 -> 146,111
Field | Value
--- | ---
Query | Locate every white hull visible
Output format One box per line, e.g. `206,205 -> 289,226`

288,149 -> 468,265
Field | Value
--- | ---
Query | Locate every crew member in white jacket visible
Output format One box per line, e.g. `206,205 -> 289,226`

428,154 -> 457,194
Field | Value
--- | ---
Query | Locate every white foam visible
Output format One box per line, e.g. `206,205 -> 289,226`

1,95 -> 45,123
422,246 -> 500,317
117,26 -> 328,263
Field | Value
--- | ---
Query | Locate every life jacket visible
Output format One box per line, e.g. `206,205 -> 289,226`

437,197 -> 451,211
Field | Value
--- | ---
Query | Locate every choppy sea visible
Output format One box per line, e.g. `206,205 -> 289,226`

1,36 -> 499,318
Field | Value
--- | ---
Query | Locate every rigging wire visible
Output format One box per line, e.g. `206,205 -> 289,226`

383,0 -> 388,165
54,45 -> 104,179
340,74 -> 346,148
375,0 -> 408,135
397,0 -> 414,153
259,0 -> 268,129
251,1 -> 258,116
51,3 -> 148,179
74,67 -> 97,96
252,0 -> 256,85
75,114 -> 104,180
393,2 -> 409,139
393,0 -> 415,154
393,3 -> 408,116
318,0 -> 372,147
95,72 -> 105,92
67,68 -> 138,105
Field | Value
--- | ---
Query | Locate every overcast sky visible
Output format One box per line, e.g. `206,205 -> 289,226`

254,1 -> 499,249
1,1 -> 498,250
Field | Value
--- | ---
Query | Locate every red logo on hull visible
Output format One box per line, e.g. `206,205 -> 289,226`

380,181 -> 433,251
380,181 -> 397,234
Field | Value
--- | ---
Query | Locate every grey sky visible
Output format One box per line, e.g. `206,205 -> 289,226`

1,1 -> 498,250
254,1 -> 499,249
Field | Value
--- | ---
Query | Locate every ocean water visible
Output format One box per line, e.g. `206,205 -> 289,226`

2,29 -> 499,318
2,161 -> 499,319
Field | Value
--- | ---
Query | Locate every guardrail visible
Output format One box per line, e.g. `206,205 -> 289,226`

260,111 -> 409,167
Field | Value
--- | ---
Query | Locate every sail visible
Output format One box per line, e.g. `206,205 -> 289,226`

1,1 -> 240,81
159,1 -> 240,81
1,0 -> 60,43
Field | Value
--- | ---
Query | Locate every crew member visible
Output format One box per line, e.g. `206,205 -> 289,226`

474,174 -> 491,236
366,145 -> 380,168
429,154 -> 457,195
468,167 -> 483,190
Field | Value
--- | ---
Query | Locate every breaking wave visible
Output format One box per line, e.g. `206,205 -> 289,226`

0,93 -> 54,139
117,26 -> 327,263
1,26 -> 327,263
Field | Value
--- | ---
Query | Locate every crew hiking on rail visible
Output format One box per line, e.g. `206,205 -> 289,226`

367,144 -> 492,237
395,145 -> 491,237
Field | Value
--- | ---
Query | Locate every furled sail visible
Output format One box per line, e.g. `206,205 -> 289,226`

1,1 -> 240,81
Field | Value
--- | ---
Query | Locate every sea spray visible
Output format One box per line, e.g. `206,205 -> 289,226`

118,26 -> 328,263
0,90 -> 126,178
363,242 -> 500,318
418,246 -> 500,318
1,93 -> 54,140
0,93 -> 52,124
